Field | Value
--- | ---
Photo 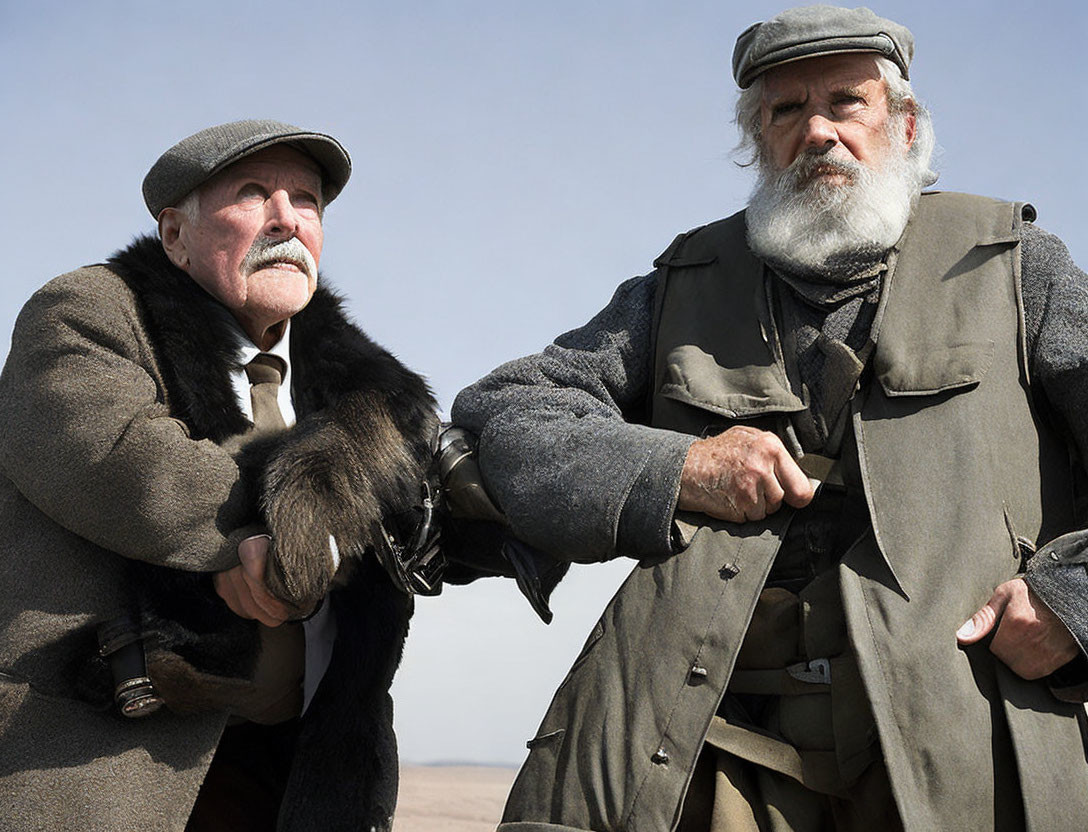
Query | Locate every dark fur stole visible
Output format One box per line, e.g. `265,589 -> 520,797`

103,235 -> 435,830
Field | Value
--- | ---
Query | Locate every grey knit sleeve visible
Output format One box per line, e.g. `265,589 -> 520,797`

1019,223 -> 1088,698
1021,222 -> 1088,462
451,272 -> 694,563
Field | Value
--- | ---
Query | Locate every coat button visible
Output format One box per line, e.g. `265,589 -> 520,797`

719,563 -> 740,580
651,747 -> 670,766
688,665 -> 708,685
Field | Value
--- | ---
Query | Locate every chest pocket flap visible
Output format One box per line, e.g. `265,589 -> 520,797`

874,340 -> 994,397
661,344 -> 805,418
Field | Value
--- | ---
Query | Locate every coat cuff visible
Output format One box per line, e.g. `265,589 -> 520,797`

615,432 -> 694,559
1024,529 -> 1088,701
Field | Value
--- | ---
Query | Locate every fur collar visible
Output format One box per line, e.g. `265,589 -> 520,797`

107,235 -> 435,455
108,235 -> 249,442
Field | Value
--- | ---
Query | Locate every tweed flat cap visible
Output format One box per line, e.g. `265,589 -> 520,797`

732,5 -> 914,89
142,119 -> 352,218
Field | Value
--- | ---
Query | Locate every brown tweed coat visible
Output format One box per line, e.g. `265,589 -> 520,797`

0,236 -> 437,831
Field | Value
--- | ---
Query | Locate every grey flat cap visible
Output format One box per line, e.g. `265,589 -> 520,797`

142,119 -> 352,218
732,5 -> 914,89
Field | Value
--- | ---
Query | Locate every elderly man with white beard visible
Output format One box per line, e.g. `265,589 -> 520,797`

452,6 -> 1088,832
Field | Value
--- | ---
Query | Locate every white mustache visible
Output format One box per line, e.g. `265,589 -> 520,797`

784,149 -> 864,190
241,237 -> 317,281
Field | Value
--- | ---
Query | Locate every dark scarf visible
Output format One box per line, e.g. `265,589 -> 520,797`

103,235 -> 437,831
772,257 -> 886,453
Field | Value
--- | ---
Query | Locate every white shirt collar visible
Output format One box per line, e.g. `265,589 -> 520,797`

228,318 -> 296,426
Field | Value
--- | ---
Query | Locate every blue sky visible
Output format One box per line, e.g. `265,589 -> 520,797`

2,1 -> 1085,765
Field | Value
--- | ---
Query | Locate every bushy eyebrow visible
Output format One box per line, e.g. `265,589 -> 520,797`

831,84 -> 867,99
764,88 -> 807,107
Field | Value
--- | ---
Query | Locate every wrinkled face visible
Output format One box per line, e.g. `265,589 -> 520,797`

169,145 -> 324,342
759,53 -> 913,183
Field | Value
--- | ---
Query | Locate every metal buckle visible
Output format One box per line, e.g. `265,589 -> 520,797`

372,480 -> 447,596
114,677 -> 164,718
373,526 -> 445,597
786,657 -> 831,685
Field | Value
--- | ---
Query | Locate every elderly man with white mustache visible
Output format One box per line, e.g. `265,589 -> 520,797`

453,6 -> 1088,831
0,120 -> 442,831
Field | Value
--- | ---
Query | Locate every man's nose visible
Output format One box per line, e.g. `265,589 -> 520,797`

801,113 -> 838,153
263,190 -> 300,239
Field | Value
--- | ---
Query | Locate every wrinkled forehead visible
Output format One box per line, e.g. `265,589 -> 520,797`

207,144 -> 325,192
761,52 -> 885,104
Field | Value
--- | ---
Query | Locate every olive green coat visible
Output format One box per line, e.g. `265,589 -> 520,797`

498,194 -> 1088,831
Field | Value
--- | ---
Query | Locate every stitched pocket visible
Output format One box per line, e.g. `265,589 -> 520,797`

875,341 -> 994,397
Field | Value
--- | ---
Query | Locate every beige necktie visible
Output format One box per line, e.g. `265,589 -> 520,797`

239,353 -> 303,724
245,353 -> 287,432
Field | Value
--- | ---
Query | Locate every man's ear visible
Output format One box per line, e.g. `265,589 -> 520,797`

902,99 -> 917,150
158,208 -> 190,271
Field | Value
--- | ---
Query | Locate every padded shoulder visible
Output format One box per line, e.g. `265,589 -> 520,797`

916,191 -> 1033,246
653,211 -> 747,268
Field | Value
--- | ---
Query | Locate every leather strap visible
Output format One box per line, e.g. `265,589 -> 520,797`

705,716 -> 848,797
727,656 -> 855,696
796,453 -> 844,487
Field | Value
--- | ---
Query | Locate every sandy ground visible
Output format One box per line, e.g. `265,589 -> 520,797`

393,765 -> 518,832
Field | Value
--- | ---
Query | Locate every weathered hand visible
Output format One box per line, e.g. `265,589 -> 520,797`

213,534 -> 293,627
956,578 -> 1080,679
677,425 -> 814,522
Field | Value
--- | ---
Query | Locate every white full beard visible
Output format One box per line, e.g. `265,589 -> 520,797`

746,146 -> 918,279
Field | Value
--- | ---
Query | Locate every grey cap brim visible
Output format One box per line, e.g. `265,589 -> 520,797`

142,119 -> 351,218
732,5 -> 914,89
